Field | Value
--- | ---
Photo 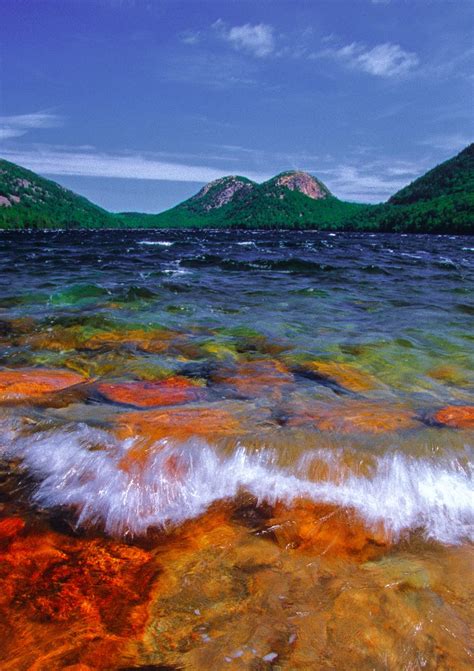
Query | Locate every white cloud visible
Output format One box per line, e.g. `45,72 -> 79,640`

213,19 -> 275,58
0,112 -> 63,141
1,147 -> 270,184
319,41 -> 419,77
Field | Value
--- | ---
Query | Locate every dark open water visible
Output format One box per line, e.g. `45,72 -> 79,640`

0,230 -> 472,670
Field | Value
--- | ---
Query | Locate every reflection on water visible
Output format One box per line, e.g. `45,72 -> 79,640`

0,230 -> 472,670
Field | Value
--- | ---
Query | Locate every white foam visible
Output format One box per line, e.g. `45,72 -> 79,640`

1,423 -> 472,543
138,240 -> 174,246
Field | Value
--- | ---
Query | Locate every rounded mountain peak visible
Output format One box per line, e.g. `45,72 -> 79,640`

190,175 -> 255,211
270,171 -> 331,200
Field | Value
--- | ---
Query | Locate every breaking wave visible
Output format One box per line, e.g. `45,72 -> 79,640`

1,422 -> 472,544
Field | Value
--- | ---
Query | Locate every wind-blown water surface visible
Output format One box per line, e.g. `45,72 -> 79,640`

0,230 -> 472,670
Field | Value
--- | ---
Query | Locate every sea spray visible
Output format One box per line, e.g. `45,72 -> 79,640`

1,421 -> 472,543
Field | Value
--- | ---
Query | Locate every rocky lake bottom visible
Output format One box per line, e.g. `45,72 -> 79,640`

0,229 -> 472,670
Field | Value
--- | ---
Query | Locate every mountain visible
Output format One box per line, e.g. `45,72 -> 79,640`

389,143 -> 474,205
348,143 -> 474,234
143,170 -> 367,229
0,145 -> 472,232
0,159 -> 114,229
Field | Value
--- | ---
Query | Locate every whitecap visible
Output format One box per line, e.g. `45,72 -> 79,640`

1,422 -> 472,544
138,240 -> 174,247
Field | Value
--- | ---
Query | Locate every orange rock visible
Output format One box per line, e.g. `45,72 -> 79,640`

302,360 -> 378,392
212,358 -> 294,398
0,517 -> 25,540
116,406 -> 243,446
270,500 -> 389,560
97,376 -> 207,408
0,526 -> 156,669
288,400 -> 418,434
0,368 -> 85,401
1,530 -> 154,627
434,405 -> 474,429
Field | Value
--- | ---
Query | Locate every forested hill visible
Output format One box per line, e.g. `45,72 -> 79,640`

0,159 -> 113,229
0,144 -> 472,233
347,143 -> 474,233
145,171 -> 368,229
390,143 -> 474,205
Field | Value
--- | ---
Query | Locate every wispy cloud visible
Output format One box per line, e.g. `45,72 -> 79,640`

0,112 -> 63,140
419,133 -> 472,153
213,19 -> 275,58
317,155 -> 431,202
211,143 -> 429,202
162,51 -> 258,89
3,142 -> 439,203
317,42 -> 419,78
179,30 -> 201,45
1,146 -> 270,183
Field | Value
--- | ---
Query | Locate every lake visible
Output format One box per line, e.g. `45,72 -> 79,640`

0,230 -> 472,670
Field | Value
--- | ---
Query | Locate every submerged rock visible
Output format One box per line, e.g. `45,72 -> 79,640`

0,525 -> 156,670
212,358 -> 294,399
0,516 -> 25,541
0,368 -> 85,402
268,500 -> 389,560
97,376 -> 207,408
287,399 -> 419,434
298,360 -> 379,393
427,364 -> 472,387
434,405 -> 474,429
22,324 -> 180,355
116,406 -> 243,445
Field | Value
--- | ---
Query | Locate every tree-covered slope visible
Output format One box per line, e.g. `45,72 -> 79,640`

389,143 -> 474,205
0,159 -> 114,229
142,171 -> 368,229
346,144 -> 474,234
0,145 -> 472,232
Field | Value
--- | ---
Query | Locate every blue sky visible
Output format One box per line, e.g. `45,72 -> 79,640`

1,0 -> 473,212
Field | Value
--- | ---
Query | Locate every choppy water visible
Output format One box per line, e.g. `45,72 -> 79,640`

0,230 -> 473,670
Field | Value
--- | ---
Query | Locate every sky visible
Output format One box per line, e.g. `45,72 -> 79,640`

1,0 -> 473,213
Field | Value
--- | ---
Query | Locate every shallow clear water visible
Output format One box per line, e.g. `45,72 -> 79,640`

0,230 -> 472,670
